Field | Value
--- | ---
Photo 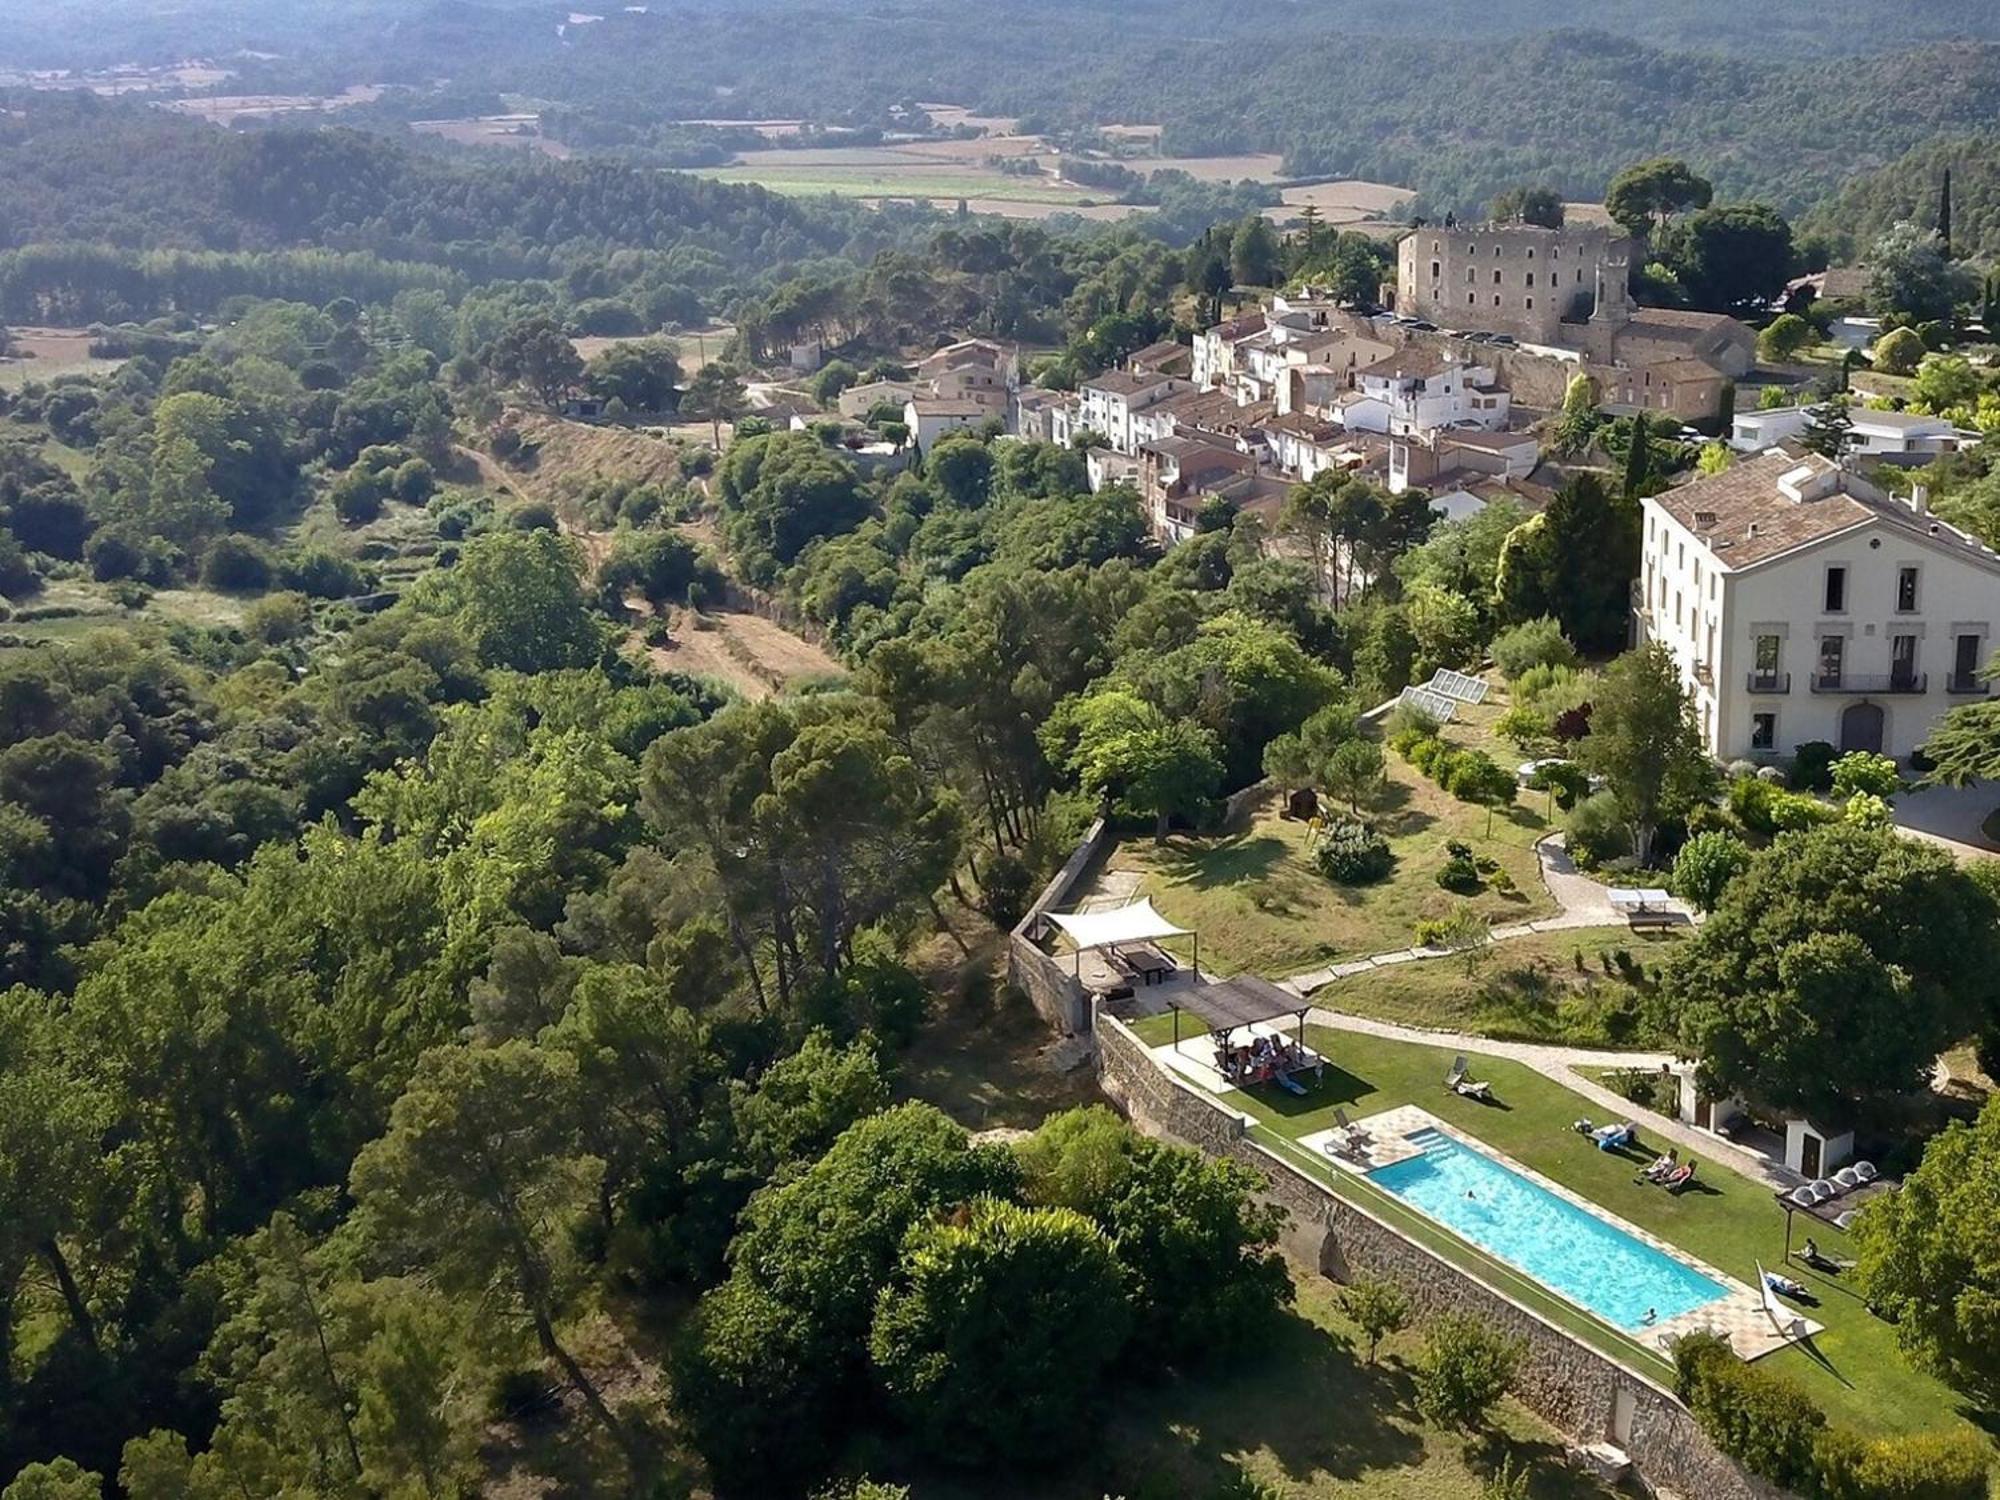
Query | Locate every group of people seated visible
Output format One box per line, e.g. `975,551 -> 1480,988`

1632,1146 -> 1698,1192
1215,1032 -> 1323,1090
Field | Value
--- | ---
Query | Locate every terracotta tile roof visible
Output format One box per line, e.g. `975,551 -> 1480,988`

1626,307 -> 1745,332
1653,450 -> 2000,571
1643,357 -> 1728,381
909,397 -> 988,416
1359,346 -> 1456,381
1442,428 -> 1538,454
1206,312 -> 1267,343
1083,369 -> 1173,398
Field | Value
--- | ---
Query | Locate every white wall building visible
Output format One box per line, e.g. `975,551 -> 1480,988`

1636,450 -> 2000,762
903,397 -> 989,453
1730,404 -> 1967,463
1074,371 -> 1187,454
1344,349 -> 1508,436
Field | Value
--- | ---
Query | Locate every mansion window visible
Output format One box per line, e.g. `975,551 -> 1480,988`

1751,713 -> 1776,751
1897,566 -> 1919,613
1824,565 -> 1847,613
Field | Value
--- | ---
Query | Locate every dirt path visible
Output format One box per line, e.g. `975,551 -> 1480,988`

641,607 -> 842,700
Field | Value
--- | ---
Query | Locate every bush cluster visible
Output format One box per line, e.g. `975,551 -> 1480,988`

1729,777 -> 1838,835
1316,816 -> 1393,885
1400,735 -> 1516,807
1437,838 -> 1482,892
1674,1332 -> 1989,1500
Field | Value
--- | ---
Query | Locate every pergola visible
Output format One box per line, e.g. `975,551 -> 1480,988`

1167,973 -> 1310,1052
1045,898 -> 1197,979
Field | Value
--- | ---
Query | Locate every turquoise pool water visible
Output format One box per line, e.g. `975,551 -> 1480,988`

1369,1129 -> 1726,1329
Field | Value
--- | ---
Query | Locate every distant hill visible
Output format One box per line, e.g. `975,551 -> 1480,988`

1804,134 -> 2000,260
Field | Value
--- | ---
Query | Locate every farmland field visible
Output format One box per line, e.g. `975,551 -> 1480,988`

699,161 -> 1090,206
0,327 -> 124,390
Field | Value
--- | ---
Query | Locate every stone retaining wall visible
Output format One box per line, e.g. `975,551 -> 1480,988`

1005,817 -> 1109,1037
1095,1010 -> 1792,1500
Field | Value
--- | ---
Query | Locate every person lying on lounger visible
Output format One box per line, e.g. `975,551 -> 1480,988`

1637,1149 -> 1679,1182
1764,1270 -> 1809,1300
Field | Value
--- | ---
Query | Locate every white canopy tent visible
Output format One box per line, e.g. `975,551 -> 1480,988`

1045,898 -> 1197,978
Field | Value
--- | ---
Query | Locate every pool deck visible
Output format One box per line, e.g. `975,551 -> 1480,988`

1143,1036 -> 1826,1367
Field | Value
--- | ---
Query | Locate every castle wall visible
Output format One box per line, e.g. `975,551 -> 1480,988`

1396,224 -> 1633,345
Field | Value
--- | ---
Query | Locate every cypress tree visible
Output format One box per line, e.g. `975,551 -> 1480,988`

1939,167 -> 1954,258
1622,413 -> 1651,497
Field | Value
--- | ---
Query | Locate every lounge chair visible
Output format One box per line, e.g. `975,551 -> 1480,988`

1592,1121 -> 1637,1151
1333,1107 -> 1370,1150
1853,1160 -> 1879,1183
1444,1054 -> 1492,1100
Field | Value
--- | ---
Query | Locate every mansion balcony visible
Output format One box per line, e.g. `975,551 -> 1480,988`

1809,672 -> 1927,695
1745,672 -> 1790,695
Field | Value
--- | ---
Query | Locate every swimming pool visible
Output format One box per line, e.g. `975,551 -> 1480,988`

1369,1128 -> 1726,1330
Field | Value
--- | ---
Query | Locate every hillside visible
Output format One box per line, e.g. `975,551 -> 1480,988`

1805,133 -> 2000,259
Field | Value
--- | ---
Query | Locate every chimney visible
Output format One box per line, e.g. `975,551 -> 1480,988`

1911,483 -> 1930,517
1693,509 -> 1719,531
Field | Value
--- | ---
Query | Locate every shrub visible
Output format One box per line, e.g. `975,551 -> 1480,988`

1813,1428 -> 1993,1500
1490,615 -> 1577,678
1443,749 -> 1515,806
1494,703 -> 1553,749
1791,740 -> 1838,791
391,457 -> 436,504
1729,774 -> 1780,834
1726,758 -> 1759,780
1874,327 -> 1926,376
200,533 -> 276,592
331,469 -> 385,525
1385,703 -> 1442,743
280,548 -> 369,599
1316,817 -> 1393,885
0,533 -> 42,598
1413,1313 -> 1521,1431
1674,1331 -> 1824,1492
1437,850 -> 1482,892
509,500 -> 560,532
1526,760 -> 1590,811
243,590 -> 312,644
1404,735 -> 1447,775
1770,790 -> 1837,832
1565,790 -> 1627,867
1830,751 -> 1901,802
977,854 -> 1036,929
1671,830 -> 1752,913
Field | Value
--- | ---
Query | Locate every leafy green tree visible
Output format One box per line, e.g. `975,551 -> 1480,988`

1229,214 -> 1283,287
1605,158 -> 1714,239
483,315 -> 584,408
718,430 -> 871,584
1489,616 -> 1576,679
1056,691 -> 1222,841
1759,313 -> 1814,362
1341,1278 -> 1410,1365
1873,327 -> 1926,376
1696,440 -> 1734,476
1413,1313 -> 1521,1432
1324,738 -> 1387,814
1017,1107 -> 1291,1364
349,1042 -> 633,1458
1488,185 -> 1564,228
1913,354 -> 1983,412
1260,699 -> 1362,788
1664,823 -> 2000,1115
0,1459 -> 103,1500
681,362 -> 747,448
1867,221 -> 1976,324
1671,829 -> 1752,913
1654,203 -> 1796,314
584,338 -> 681,412
428,529 -> 605,673
731,1029 -> 891,1179
1493,474 -> 1639,654
1576,644 -> 1712,865
1853,1094 -> 2000,1404
871,1199 -> 1130,1465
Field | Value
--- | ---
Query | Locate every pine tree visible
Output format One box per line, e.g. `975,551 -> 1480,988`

1803,397 -> 1853,460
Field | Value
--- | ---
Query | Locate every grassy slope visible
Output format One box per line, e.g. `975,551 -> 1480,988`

1126,1017 -> 1984,1444
1108,692 -> 1557,978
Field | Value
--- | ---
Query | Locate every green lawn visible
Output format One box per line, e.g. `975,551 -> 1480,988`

1310,930 -> 1683,1049
1124,1016 -> 1987,1446
1104,690 -> 1558,979
874,1271 -> 1622,1500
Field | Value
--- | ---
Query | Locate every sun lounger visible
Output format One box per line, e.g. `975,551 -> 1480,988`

1444,1054 -> 1492,1099
1333,1107 -> 1370,1149
1443,1055 -> 1468,1091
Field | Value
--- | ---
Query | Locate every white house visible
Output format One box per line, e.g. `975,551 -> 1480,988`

839,378 -> 920,421
1731,404 -> 1967,463
1074,370 -> 1187,454
903,397 -> 988,453
1636,450 -> 2000,762
1191,312 -> 1267,392
1343,348 -> 1508,436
